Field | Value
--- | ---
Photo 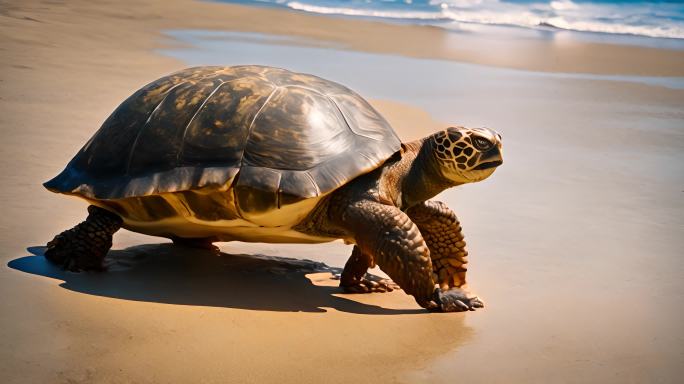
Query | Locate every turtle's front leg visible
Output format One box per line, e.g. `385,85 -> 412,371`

45,205 -> 122,272
340,246 -> 398,293
338,201 -> 481,311
407,201 -> 470,290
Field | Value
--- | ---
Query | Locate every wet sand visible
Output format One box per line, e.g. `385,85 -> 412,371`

1,1 -> 683,383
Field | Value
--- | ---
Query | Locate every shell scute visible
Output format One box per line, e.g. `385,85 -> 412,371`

243,86 -> 353,171
181,77 -> 275,167
127,77 -> 227,175
234,165 -> 282,215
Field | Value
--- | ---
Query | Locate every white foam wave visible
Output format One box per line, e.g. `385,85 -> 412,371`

442,9 -> 540,28
285,0 -> 684,40
286,2 -> 448,20
550,0 -> 578,12
542,17 -> 684,39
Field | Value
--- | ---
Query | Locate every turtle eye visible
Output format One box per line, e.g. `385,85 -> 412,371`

472,136 -> 492,151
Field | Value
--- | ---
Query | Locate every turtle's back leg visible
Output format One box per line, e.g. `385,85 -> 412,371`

340,246 -> 398,293
45,205 -> 122,271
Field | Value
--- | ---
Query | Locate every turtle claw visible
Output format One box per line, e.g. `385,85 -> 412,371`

468,296 -> 485,309
342,278 -> 398,293
433,288 -> 485,312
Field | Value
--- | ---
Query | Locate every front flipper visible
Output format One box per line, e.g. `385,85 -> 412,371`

407,201 -> 469,290
340,246 -> 398,293
338,201 -> 440,309
432,288 -> 484,312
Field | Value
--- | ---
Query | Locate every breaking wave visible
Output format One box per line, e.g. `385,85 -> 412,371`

281,0 -> 684,40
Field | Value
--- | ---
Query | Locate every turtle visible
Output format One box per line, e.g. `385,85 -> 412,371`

44,65 -> 503,312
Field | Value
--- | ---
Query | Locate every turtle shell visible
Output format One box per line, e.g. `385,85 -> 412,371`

45,65 -> 401,218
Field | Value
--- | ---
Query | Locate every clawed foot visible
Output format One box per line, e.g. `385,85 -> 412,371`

45,230 -> 107,272
432,288 -> 484,312
341,277 -> 399,293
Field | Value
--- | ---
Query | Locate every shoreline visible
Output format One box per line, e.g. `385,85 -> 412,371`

3,0 -> 684,79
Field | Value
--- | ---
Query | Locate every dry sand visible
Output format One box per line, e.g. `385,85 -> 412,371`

1,1 -> 683,383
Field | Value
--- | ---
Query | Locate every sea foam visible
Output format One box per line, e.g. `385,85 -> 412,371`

279,0 -> 684,40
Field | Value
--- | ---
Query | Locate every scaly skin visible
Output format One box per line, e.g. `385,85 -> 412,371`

320,195 -> 482,311
407,201 -> 469,290
340,246 -> 398,293
339,200 -> 437,308
45,205 -> 122,271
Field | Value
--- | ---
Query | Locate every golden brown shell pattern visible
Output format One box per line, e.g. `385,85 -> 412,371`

45,66 -> 401,224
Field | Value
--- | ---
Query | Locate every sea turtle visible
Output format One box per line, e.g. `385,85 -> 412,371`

44,65 -> 503,312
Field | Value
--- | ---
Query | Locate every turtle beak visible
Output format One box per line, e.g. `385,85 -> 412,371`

474,146 -> 503,170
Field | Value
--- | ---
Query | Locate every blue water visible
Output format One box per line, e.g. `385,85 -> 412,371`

219,0 -> 684,46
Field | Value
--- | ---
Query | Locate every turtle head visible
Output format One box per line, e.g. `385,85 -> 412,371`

429,126 -> 503,184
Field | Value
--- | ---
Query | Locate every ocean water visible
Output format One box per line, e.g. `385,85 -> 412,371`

220,0 -> 684,47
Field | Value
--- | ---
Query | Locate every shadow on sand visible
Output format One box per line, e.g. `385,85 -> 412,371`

8,244 -> 424,315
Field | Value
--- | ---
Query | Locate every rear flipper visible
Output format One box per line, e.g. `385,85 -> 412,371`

45,205 -> 122,272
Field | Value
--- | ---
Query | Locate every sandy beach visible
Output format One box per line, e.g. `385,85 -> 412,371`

1,0 -> 683,383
